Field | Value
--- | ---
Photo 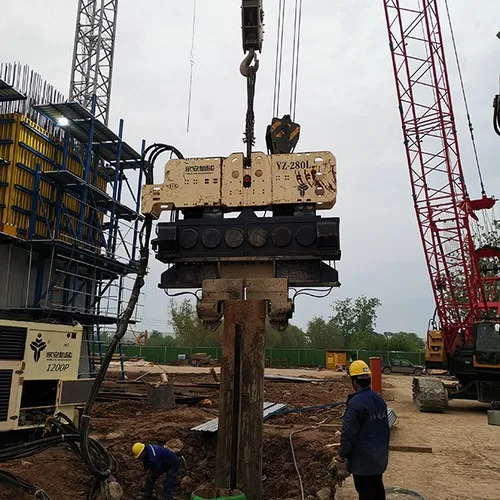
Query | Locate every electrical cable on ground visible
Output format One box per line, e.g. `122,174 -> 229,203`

274,402 -> 345,416
289,417 -> 330,500
0,412 -> 115,499
0,470 -> 50,500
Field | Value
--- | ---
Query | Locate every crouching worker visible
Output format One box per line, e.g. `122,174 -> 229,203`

132,442 -> 181,500
335,360 -> 390,500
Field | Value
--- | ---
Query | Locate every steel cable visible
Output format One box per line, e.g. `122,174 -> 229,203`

273,0 -> 286,117
289,0 -> 303,121
186,0 -> 197,132
444,0 -> 485,196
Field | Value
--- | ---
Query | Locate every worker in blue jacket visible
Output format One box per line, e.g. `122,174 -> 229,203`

132,442 -> 181,500
335,360 -> 390,500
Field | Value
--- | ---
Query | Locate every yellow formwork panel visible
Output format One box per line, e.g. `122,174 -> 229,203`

0,115 -> 20,234
0,113 -> 108,244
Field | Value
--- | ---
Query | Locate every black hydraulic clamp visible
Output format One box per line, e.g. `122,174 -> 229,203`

265,115 -> 301,154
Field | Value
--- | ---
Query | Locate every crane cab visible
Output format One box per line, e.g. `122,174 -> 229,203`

473,321 -> 500,370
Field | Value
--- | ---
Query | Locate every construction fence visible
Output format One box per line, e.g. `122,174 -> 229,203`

97,345 -> 425,368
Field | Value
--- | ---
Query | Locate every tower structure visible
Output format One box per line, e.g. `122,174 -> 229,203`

69,0 -> 119,125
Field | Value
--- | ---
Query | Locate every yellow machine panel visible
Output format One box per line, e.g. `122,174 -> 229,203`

425,329 -> 446,365
271,151 -> 336,208
22,324 -> 82,381
326,350 -> 348,370
473,355 -> 500,370
0,320 -> 93,432
143,156 -> 222,217
142,151 -> 337,217
222,153 -> 273,208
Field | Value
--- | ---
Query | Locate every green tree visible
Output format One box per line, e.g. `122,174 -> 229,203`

97,330 -> 112,346
275,324 -> 309,348
169,299 -> 221,346
147,330 -> 176,346
306,316 -> 344,349
385,331 -> 425,352
264,322 -> 281,348
264,322 -> 308,348
330,296 -> 382,345
348,331 -> 387,350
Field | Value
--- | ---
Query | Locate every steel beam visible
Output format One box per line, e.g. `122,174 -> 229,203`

215,300 -> 265,500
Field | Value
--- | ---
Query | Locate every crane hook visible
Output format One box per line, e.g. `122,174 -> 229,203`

240,49 -> 259,77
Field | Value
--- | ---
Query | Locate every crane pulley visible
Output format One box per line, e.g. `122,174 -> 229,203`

241,0 -> 264,52
240,0 -> 302,163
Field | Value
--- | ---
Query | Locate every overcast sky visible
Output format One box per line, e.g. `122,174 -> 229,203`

1,1 -> 499,337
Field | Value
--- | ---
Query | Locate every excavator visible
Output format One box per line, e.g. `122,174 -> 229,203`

135,330 -> 148,345
382,1 -> 500,412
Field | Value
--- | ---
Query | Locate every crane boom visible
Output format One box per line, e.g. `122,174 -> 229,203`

383,1 -> 500,411
382,0 -> 491,352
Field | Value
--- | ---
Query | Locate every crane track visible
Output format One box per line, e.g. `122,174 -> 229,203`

412,377 -> 448,412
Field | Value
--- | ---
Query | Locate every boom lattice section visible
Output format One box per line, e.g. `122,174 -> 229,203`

382,0 -> 485,350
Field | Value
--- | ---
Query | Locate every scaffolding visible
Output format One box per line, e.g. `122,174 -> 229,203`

0,64 -> 144,378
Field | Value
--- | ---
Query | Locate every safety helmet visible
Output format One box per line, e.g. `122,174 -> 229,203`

348,360 -> 371,378
132,442 -> 145,459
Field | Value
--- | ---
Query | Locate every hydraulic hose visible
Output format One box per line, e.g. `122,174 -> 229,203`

0,413 -> 113,499
0,470 -> 51,500
493,95 -> 500,137
78,143 -> 184,496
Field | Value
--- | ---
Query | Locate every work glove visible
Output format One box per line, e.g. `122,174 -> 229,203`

329,457 -> 350,486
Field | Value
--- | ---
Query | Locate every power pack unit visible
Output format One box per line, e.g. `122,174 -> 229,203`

0,320 -> 94,432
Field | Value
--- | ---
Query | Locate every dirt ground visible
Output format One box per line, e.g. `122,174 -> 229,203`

0,368 -> 499,500
337,376 -> 500,500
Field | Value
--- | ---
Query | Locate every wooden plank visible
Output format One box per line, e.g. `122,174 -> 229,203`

389,445 -> 433,454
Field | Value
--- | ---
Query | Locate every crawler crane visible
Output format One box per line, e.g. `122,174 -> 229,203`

383,0 -> 500,411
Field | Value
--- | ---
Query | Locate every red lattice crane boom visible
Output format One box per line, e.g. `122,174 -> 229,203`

382,0 -> 495,354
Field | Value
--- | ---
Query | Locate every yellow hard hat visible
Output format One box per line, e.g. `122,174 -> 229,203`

132,442 -> 145,459
348,360 -> 371,377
